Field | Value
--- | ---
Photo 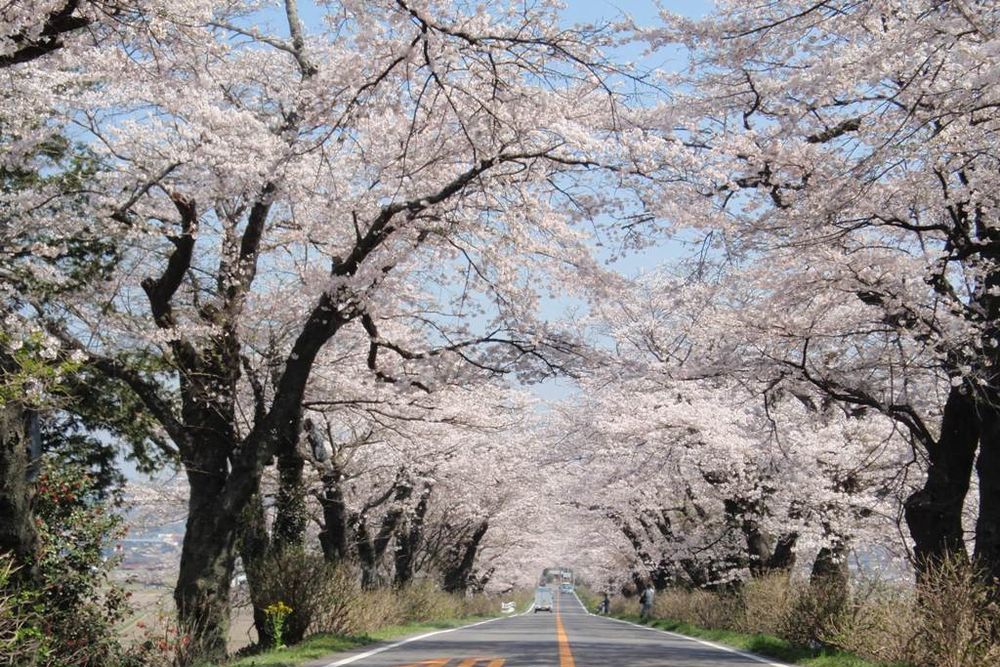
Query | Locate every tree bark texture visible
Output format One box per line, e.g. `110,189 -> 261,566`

443,520 -> 488,594
272,445 -> 306,552
173,453 -> 239,659
394,484 -> 432,587
975,401 -> 1000,585
0,400 -> 38,582
904,385 -> 980,577
239,491 -> 275,649
319,467 -> 350,563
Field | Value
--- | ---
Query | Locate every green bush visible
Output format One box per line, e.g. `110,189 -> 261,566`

0,553 -> 50,666
247,549 -> 344,646
1,460 -> 130,667
36,462 -> 129,666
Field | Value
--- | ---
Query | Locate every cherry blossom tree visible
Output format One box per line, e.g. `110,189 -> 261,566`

538,271 -> 914,592
304,380 -> 538,587
1,0 -> 163,581
632,0 -> 1000,583
6,0 -> 640,655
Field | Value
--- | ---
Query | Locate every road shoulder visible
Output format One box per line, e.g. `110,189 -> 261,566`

570,592 -> 793,667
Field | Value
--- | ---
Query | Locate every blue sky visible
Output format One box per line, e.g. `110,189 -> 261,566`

564,0 -> 710,25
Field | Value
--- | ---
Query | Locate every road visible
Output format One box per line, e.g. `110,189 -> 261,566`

313,591 -> 787,667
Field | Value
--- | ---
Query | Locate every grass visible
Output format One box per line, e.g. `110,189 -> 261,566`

613,614 -> 903,667
221,634 -> 373,667
219,616 -> 499,667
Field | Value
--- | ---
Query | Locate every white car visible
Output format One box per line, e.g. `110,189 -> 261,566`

534,586 -> 554,613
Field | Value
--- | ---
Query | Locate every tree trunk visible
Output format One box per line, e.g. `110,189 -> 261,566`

319,467 -> 349,563
810,538 -> 850,620
720,498 -> 797,579
173,449 -> 239,660
767,533 -> 798,573
272,445 -> 306,552
239,491 -> 274,649
355,481 -> 411,589
810,541 -> 849,591
904,385 -> 980,577
394,484 -> 432,587
975,401 -> 1000,585
0,401 -> 38,582
443,520 -> 488,594
355,519 -> 378,589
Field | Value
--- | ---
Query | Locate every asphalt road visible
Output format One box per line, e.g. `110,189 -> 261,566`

312,591 -> 788,667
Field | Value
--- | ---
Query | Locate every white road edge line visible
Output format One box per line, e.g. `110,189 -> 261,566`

570,592 -> 792,667
321,603 -> 531,666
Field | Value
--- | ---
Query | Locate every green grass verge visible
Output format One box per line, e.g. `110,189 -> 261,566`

573,585 -> 599,611
219,616 -> 498,667
613,615 -> 903,667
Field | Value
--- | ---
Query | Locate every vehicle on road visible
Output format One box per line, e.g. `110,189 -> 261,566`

534,586 -> 554,613
560,582 -> 574,593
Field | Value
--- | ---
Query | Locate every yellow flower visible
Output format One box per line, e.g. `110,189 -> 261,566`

265,601 -> 293,617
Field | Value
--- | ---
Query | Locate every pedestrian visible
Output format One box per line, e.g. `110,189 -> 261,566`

639,584 -> 654,620
599,592 -> 610,615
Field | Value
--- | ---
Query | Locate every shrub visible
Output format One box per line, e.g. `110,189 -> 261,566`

1,460 -> 130,667
781,579 -> 847,646
247,549 -> 356,645
736,575 -> 796,637
652,587 -> 740,630
244,556 -> 528,653
907,557 -> 1000,667
119,610 -> 205,667
0,553 -> 50,667
33,461 -> 129,666
628,559 -> 1000,667
397,580 -> 462,623
337,584 -> 404,635
819,576 -> 917,665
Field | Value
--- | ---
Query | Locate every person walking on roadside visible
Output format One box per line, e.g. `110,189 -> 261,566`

599,592 -> 610,615
639,583 -> 654,620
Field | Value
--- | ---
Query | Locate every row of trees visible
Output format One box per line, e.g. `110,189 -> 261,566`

3,0 -> 1000,662
1,0 -> 639,660
547,0 -> 1000,597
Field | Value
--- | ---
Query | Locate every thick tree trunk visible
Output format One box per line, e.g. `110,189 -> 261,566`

974,402 -> 1000,585
443,520 -> 488,594
239,491 -> 274,649
173,450 -> 239,660
768,533 -> 798,573
394,484 -> 432,587
355,482 -> 411,589
810,538 -> 850,618
616,512 -> 677,589
272,446 -> 306,552
724,497 -> 796,579
0,401 -> 38,581
904,385 -> 980,577
810,541 -> 849,590
319,467 -> 349,562
355,520 -> 379,589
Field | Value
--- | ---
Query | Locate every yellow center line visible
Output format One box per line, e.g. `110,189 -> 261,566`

555,594 -> 576,667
